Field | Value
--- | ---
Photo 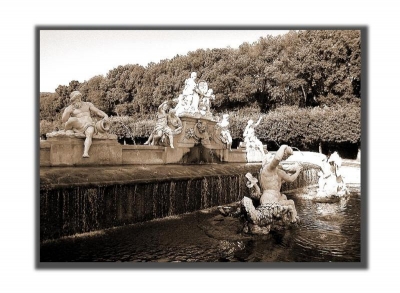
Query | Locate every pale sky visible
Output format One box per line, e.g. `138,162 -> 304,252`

40,30 -> 289,92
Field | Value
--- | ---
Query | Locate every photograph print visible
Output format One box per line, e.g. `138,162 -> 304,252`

39,28 -> 362,263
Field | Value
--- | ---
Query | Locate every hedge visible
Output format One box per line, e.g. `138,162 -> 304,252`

41,105 -> 361,151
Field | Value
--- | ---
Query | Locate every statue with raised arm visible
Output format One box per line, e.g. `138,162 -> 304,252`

258,145 -> 302,207
243,145 -> 302,233
61,91 -> 109,158
219,145 -> 303,235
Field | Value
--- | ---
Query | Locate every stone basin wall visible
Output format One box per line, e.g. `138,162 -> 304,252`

40,116 -> 247,166
40,162 -> 321,242
40,164 -> 260,241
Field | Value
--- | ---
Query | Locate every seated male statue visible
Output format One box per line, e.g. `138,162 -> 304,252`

62,91 -> 109,158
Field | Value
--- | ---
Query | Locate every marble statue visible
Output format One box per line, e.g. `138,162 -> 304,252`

182,72 -> 202,113
316,151 -> 349,199
199,89 -> 215,116
219,145 -> 303,235
60,91 -> 109,158
173,72 -> 216,118
166,108 -> 183,139
243,116 -> 265,162
144,101 -> 182,148
173,94 -> 189,116
215,114 -> 232,151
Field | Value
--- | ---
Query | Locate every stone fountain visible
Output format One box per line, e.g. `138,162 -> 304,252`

40,72 -> 322,241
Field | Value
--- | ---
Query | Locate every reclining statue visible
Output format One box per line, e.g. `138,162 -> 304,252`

61,91 -> 109,158
219,145 -> 303,235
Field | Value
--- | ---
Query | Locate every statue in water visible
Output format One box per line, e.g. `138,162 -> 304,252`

316,151 -> 349,200
219,145 -> 303,235
61,91 -> 109,158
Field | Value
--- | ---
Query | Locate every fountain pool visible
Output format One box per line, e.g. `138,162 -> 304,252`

40,186 -> 360,262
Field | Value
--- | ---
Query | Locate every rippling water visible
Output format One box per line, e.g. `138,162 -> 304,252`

40,188 -> 361,262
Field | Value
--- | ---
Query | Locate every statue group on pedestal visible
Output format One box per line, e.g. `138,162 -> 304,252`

149,72 -> 234,150
173,72 -> 215,117
45,72 -> 266,161
46,72 -> 229,157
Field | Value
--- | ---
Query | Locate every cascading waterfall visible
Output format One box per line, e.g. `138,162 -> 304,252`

282,162 -> 320,193
40,163 -> 321,242
41,173 -> 251,241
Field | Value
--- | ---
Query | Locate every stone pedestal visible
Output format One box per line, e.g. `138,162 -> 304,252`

175,115 -> 226,150
40,115 -> 250,166
121,145 -> 191,165
45,136 -> 122,166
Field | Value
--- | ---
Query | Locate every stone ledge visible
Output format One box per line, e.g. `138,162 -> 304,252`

43,136 -> 122,166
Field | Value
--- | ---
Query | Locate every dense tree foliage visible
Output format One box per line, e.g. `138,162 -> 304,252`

40,30 -> 361,150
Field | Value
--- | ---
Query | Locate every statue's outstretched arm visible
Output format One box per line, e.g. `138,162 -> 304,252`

243,125 -> 250,137
267,145 -> 293,171
254,116 -> 263,127
89,103 -> 108,119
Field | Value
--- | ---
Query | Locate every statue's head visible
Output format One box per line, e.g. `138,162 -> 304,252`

248,119 -> 254,125
328,151 -> 342,167
223,114 -> 229,120
70,91 -> 82,103
190,72 -> 197,79
162,102 -> 169,111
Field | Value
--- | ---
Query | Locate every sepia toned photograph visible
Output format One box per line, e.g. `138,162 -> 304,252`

39,28 -> 362,263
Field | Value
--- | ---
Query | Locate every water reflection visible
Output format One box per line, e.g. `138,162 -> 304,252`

40,189 -> 361,262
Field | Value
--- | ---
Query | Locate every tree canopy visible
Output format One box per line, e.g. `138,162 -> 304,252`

40,30 -> 361,150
